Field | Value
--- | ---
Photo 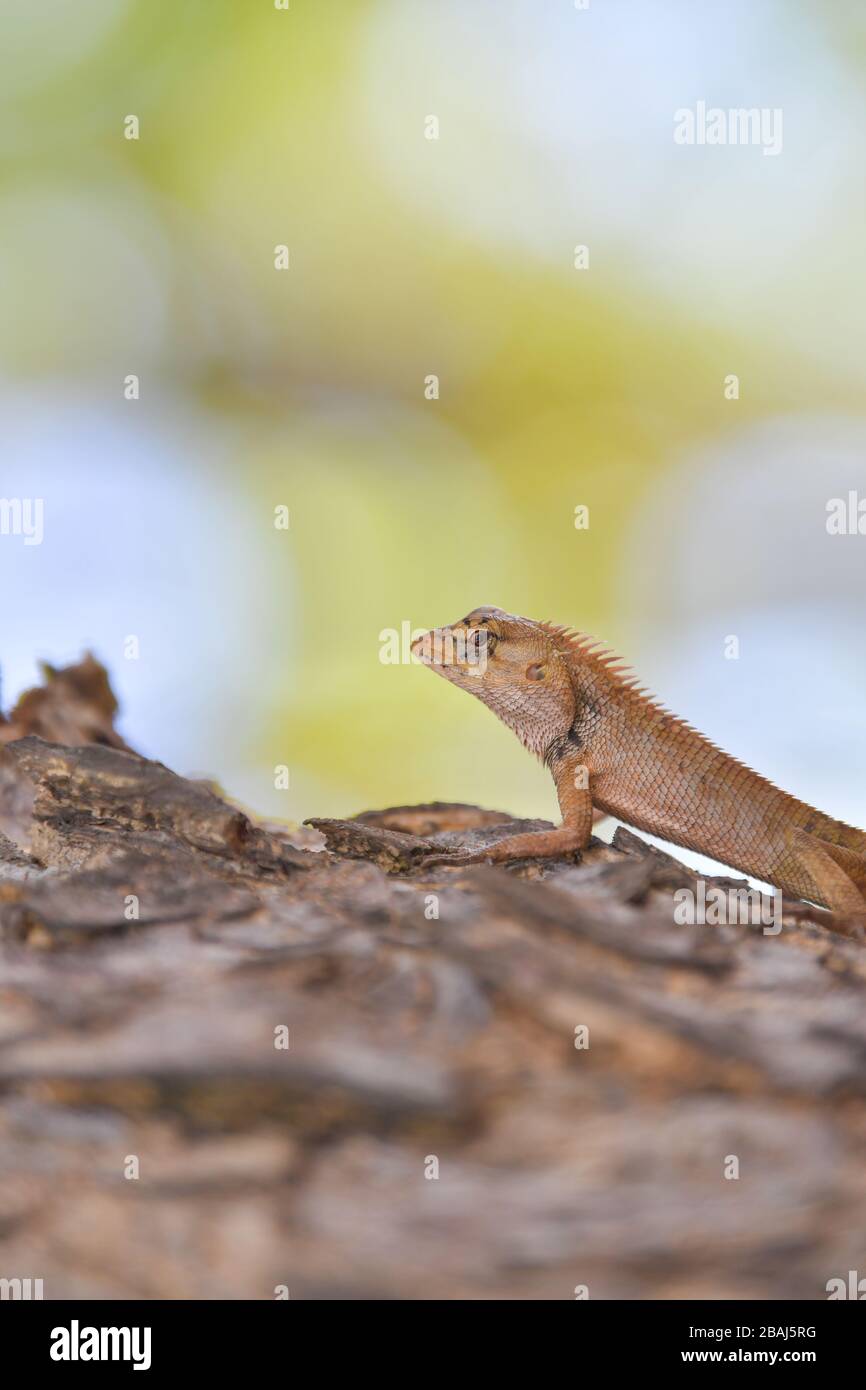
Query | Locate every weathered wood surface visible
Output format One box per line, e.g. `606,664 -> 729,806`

1,658 -> 865,1300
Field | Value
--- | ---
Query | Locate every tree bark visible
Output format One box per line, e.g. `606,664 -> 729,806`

0,658 -> 864,1300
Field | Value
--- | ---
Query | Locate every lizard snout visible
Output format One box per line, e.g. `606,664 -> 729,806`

412,625 -> 467,668
412,627 -> 446,665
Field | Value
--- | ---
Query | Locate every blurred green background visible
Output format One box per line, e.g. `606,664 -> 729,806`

2,0 -> 865,854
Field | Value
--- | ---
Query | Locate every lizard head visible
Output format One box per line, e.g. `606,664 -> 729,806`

411,606 -> 576,757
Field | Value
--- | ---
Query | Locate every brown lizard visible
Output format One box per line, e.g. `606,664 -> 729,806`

411,606 -> 866,917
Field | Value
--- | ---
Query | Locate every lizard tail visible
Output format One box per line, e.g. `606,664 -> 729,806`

787,829 -> 866,915
808,815 -> 866,860
819,839 -> 866,894
786,813 -> 866,911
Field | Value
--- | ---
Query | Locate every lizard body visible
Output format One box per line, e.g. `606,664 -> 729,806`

412,607 -> 866,916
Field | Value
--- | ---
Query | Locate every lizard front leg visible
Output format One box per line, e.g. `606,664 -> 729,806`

419,753 -> 594,868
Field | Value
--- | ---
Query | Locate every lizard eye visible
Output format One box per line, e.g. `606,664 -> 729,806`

526,662 -> 546,681
466,627 -> 497,660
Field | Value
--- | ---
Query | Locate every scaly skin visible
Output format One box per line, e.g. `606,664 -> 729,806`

412,607 -> 866,916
